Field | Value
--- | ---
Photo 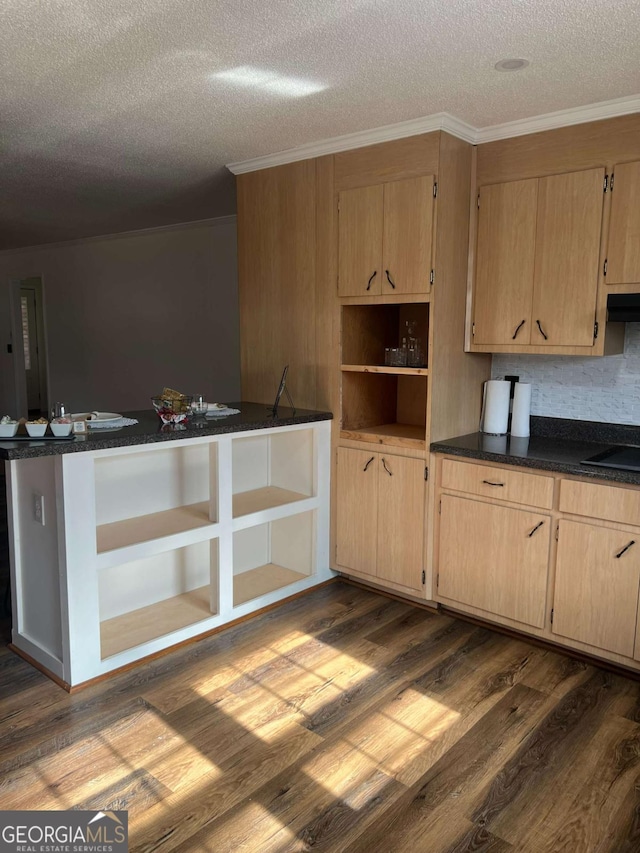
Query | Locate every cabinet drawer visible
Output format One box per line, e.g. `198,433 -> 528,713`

441,459 -> 554,509
560,479 -> 640,527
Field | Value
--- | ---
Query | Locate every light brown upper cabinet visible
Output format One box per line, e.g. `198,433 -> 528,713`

605,160 -> 640,287
338,175 -> 435,297
471,167 -> 605,350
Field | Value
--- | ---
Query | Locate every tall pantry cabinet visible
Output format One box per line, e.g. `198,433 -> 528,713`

235,132 -> 490,603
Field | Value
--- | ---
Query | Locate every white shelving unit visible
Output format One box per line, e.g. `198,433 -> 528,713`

6,419 -> 332,688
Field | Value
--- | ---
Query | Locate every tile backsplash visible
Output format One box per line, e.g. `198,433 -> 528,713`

492,324 -> 640,426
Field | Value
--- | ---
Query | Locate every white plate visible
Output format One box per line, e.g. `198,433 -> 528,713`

72,411 -> 122,423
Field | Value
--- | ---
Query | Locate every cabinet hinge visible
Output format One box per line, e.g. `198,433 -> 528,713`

430,269 -> 435,286
477,193 -> 480,209
594,320 -> 599,340
436,572 -> 439,588
604,174 -> 609,193
439,499 -> 442,514
555,523 -> 559,541
550,608 -> 554,625
424,466 -> 428,481
472,323 -> 476,337
603,258 -> 608,277
610,173 -> 615,192
433,182 -> 438,198
422,569 -> 426,585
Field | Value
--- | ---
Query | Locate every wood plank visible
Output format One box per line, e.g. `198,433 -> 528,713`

476,113 -> 640,186
96,502 -> 212,553
232,486 -> 309,518
237,160 -> 318,408
341,364 -> 428,376
100,586 -> 213,658
233,564 -> 307,607
334,132 -> 441,191
340,423 -> 426,450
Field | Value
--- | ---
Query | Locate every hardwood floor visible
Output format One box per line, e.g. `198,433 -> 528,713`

1,580 -> 640,852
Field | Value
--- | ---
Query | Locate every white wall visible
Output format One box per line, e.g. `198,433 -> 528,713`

0,217 -> 240,414
492,324 -> 640,425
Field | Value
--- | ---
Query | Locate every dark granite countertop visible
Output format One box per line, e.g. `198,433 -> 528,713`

0,403 -> 332,461
431,416 -> 640,486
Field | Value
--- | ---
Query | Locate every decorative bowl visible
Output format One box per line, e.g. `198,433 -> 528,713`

51,419 -> 73,437
0,421 -> 18,438
151,395 -> 193,425
26,422 -> 48,437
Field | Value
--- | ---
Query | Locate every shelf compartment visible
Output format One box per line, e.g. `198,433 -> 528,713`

232,430 -> 314,518
341,302 -> 429,368
233,511 -> 315,607
341,371 -> 427,449
96,502 -> 213,554
342,364 -> 428,376
99,540 -> 218,659
94,443 -> 218,540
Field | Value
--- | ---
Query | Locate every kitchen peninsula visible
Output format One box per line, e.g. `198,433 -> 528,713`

1,403 -> 333,689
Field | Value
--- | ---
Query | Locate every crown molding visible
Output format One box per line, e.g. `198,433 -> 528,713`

474,93 -> 640,143
0,214 -> 237,255
227,94 -> 640,174
227,112 -> 476,174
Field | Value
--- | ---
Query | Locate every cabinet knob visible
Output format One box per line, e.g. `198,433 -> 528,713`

512,319 -> 526,340
382,458 -> 393,476
536,319 -> 548,340
615,540 -> 636,559
366,271 -> 377,291
363,456 -> 375,472
482,479 -> 504,487
385,270 -> 396,290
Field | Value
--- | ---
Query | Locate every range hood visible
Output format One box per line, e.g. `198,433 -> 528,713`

607,293 -> 640,323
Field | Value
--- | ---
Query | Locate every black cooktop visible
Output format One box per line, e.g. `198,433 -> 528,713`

582,446 -> 640,473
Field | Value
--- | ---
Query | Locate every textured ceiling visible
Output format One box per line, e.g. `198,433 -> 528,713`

1,0 -> 639,249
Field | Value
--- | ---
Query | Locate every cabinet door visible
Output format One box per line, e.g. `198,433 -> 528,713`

473,179 -> 537,345
606,161 -> 640,286
338,185 -> 384,296
531,168 -> 604,347
335,447 -> 378,574
382,176 -> 434,295
376,454 -> 425,590
438,495 -> 550,628
553,520 -> 640,658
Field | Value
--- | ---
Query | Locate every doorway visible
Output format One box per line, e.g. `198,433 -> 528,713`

19,276 -> 48,418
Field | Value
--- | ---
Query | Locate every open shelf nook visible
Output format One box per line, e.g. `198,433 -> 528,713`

99,538 -> 219,659
232,429 -> 315,518
341,302 -> 429,369
341,371 -> 427,450
95,442 -> 218,552
233,511 -> 315,606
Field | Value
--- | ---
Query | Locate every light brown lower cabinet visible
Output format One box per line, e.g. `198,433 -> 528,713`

336,447 -> 425,592
552,519 -> 640,658
437,494 -> 550,628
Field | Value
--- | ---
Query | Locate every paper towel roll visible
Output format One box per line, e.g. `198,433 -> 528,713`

480,380 -> 510,435
511,383 -> 532,437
